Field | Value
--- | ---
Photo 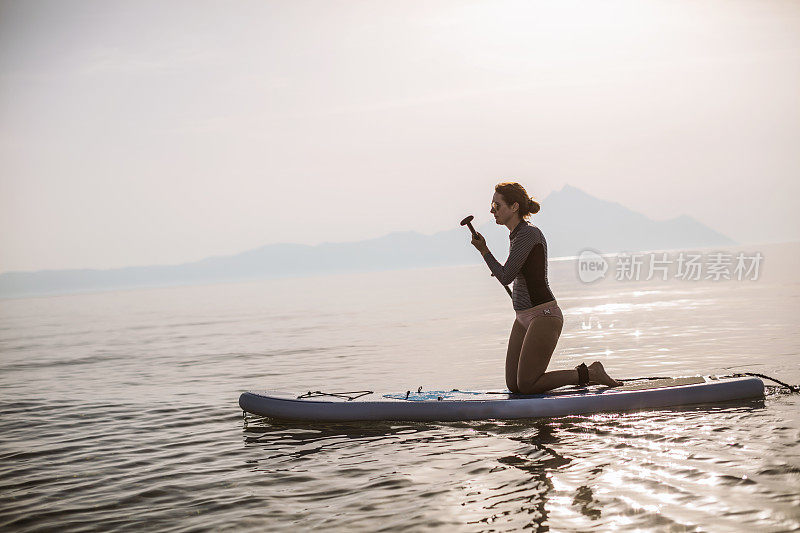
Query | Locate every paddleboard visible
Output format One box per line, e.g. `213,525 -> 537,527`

239,375 -> 764,422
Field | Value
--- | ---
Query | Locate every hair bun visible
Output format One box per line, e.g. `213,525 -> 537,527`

494,182 -> 539,218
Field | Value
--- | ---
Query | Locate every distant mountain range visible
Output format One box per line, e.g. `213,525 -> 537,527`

535,184 -> 735,255
0,184 -> 735,298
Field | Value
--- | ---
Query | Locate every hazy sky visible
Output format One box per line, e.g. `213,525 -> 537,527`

1,0 -> 798,272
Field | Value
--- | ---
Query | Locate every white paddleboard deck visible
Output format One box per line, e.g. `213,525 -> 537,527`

239,376 -> 764,422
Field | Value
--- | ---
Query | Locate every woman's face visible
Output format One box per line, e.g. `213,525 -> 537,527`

490,192 -> 517,225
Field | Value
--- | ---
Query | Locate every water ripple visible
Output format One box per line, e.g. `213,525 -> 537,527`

2,260 -> 799,531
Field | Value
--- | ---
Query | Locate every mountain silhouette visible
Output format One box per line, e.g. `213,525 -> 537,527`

0,185 -> 735,298
534,184 -> 735,256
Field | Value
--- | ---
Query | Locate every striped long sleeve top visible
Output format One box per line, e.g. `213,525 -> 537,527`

482,221 -> 556,311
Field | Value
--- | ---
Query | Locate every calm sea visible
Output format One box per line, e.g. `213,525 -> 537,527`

1,242 -> 798,532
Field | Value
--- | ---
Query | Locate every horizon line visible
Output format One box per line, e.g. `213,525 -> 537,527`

3,238 -> 798,277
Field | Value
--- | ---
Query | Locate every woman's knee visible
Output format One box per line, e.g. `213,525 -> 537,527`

517,374 -> 545,395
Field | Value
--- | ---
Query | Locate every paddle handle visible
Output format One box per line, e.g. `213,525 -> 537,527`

460,215 -> 513,299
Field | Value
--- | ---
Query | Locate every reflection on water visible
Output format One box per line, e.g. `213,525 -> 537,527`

238,398 -> 792,532
1,242 -> 798,531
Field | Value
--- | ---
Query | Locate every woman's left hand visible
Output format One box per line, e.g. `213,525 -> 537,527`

471,232 -> 489,255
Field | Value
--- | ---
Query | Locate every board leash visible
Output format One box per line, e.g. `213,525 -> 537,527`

730,372 -> 800,394
620,373 -> 799,394
410,373 -> 800,397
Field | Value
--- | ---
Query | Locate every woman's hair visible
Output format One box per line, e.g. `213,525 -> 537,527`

495,182 -> 540,219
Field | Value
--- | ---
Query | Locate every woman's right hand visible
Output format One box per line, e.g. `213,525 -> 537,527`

471,232 -> 489,255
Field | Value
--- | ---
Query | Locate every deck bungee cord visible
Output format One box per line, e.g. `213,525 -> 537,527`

295,390 -> 374,401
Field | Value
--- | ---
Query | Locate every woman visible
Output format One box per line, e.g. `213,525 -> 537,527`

471,182 -> 621,394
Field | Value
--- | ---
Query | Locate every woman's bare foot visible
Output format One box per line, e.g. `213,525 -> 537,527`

588,361 -> 622,387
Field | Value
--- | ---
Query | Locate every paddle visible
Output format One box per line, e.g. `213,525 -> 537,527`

460,215 -> 513,299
